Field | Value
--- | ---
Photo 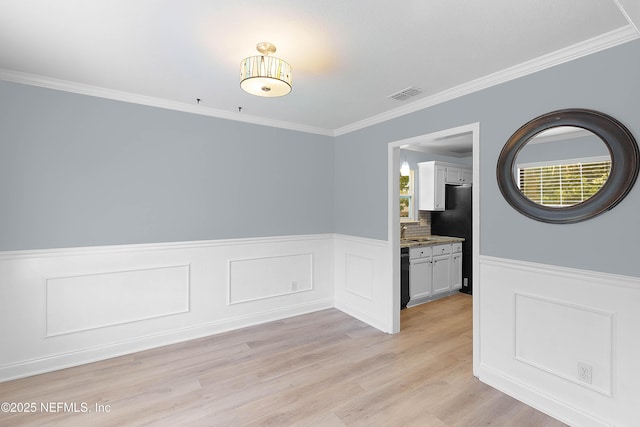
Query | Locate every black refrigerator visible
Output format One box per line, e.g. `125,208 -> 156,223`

430,184 -> 473,294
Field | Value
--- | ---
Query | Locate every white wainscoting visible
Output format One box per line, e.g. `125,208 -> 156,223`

333,234 -> 392,333
514,293 -> 613,396
477,255 -> 640,427
228,253 -> 313,304
46,264 -> 191,337
344,253 -> 375,300
0,235 -> 335,382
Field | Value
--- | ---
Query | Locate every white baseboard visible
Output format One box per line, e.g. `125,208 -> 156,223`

477,363 -> 609,427
0,298 -> 332,382
333,301 -> 387,333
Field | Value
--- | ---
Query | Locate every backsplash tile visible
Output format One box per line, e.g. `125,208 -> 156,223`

402,210 -> 431,237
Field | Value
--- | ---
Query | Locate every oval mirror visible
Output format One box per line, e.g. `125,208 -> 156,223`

497,109 -> 639,223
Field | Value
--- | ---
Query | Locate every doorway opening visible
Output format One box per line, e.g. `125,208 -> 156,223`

386,122 -> 480,372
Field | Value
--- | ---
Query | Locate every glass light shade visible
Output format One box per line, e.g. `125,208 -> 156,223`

400,161 -> 411,176
240,55 -> 292,97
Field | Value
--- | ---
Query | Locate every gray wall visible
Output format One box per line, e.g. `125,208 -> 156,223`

335,39 -> 640,277
3,39 -> 639,277
0,81 -> 334,250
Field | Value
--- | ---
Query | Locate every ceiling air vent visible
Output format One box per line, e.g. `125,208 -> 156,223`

388,87 -> 422,101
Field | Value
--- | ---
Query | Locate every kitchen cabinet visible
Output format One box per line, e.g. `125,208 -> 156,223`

445,166 -> 473,184
462,169 -> 473,184
451,242 -> 463,290
432,255 -> 451,294
418,161 -> 472,211
451,253 -> 462,290
417,162 -> 446,211
409,246 -> 432,302
432,244 -> 452,295
406,241 -> 463,306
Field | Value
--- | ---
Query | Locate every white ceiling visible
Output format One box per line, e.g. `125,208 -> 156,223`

0,1 -> 638,136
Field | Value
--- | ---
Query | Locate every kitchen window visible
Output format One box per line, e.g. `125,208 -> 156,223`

517,156 -> 611,207
400,170 -> 415,221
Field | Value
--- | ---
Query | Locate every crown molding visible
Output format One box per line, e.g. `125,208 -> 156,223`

0,69 -> 334,137
333,24 -> 640,136
1,24 -> 638,138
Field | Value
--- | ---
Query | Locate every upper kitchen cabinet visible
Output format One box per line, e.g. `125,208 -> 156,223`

418,162 -> 446,210
418,161 -> 472,211
445,166 -> 473,185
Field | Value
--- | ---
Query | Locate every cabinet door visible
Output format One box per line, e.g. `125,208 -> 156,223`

432,254 -> 451,294
433,166 -> 446,211
461,169 -> 473,184
445,167 -> 461,184
418,162 -> 436,211
451,253 -> 462,290
409,258 -> 432,299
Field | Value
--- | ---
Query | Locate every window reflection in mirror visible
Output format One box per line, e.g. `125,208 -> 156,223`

514,127 -> 611,207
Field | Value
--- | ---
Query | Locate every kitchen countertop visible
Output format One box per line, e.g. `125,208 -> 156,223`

400,235 -> 465,248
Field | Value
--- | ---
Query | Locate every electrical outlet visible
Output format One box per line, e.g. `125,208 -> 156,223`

291,281 -> 298,291
577,362 -> 592,384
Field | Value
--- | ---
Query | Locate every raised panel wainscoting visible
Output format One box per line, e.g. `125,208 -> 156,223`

0,235 -> 336,382
0,233 -> 393,382
7,234 -> 640,426
333,234 -> 393,333
45,265 -> 191,337
477,255 -> 640,427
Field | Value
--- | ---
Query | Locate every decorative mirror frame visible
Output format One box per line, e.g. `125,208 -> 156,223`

497,109 -> 639,223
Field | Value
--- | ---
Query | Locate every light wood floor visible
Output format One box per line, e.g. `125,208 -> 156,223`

0,294 -> 565,426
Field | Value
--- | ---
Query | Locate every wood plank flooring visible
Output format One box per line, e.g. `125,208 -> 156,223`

0,294 -> 566,426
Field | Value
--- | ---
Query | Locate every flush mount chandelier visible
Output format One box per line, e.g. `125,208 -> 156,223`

240,42 -> 292,97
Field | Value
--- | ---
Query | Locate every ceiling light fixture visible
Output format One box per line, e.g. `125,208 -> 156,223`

240,42 -> 292,97
400,160 -> 411,176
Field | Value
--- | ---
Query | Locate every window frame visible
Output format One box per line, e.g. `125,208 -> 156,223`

400,170 -> 417,222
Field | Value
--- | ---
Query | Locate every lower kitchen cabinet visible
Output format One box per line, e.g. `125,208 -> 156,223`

432,254 -> 451,295
406,241 -> 462,307
451,253 -> 462,291
409,246 -> 432,302
432,243 -> 452,295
